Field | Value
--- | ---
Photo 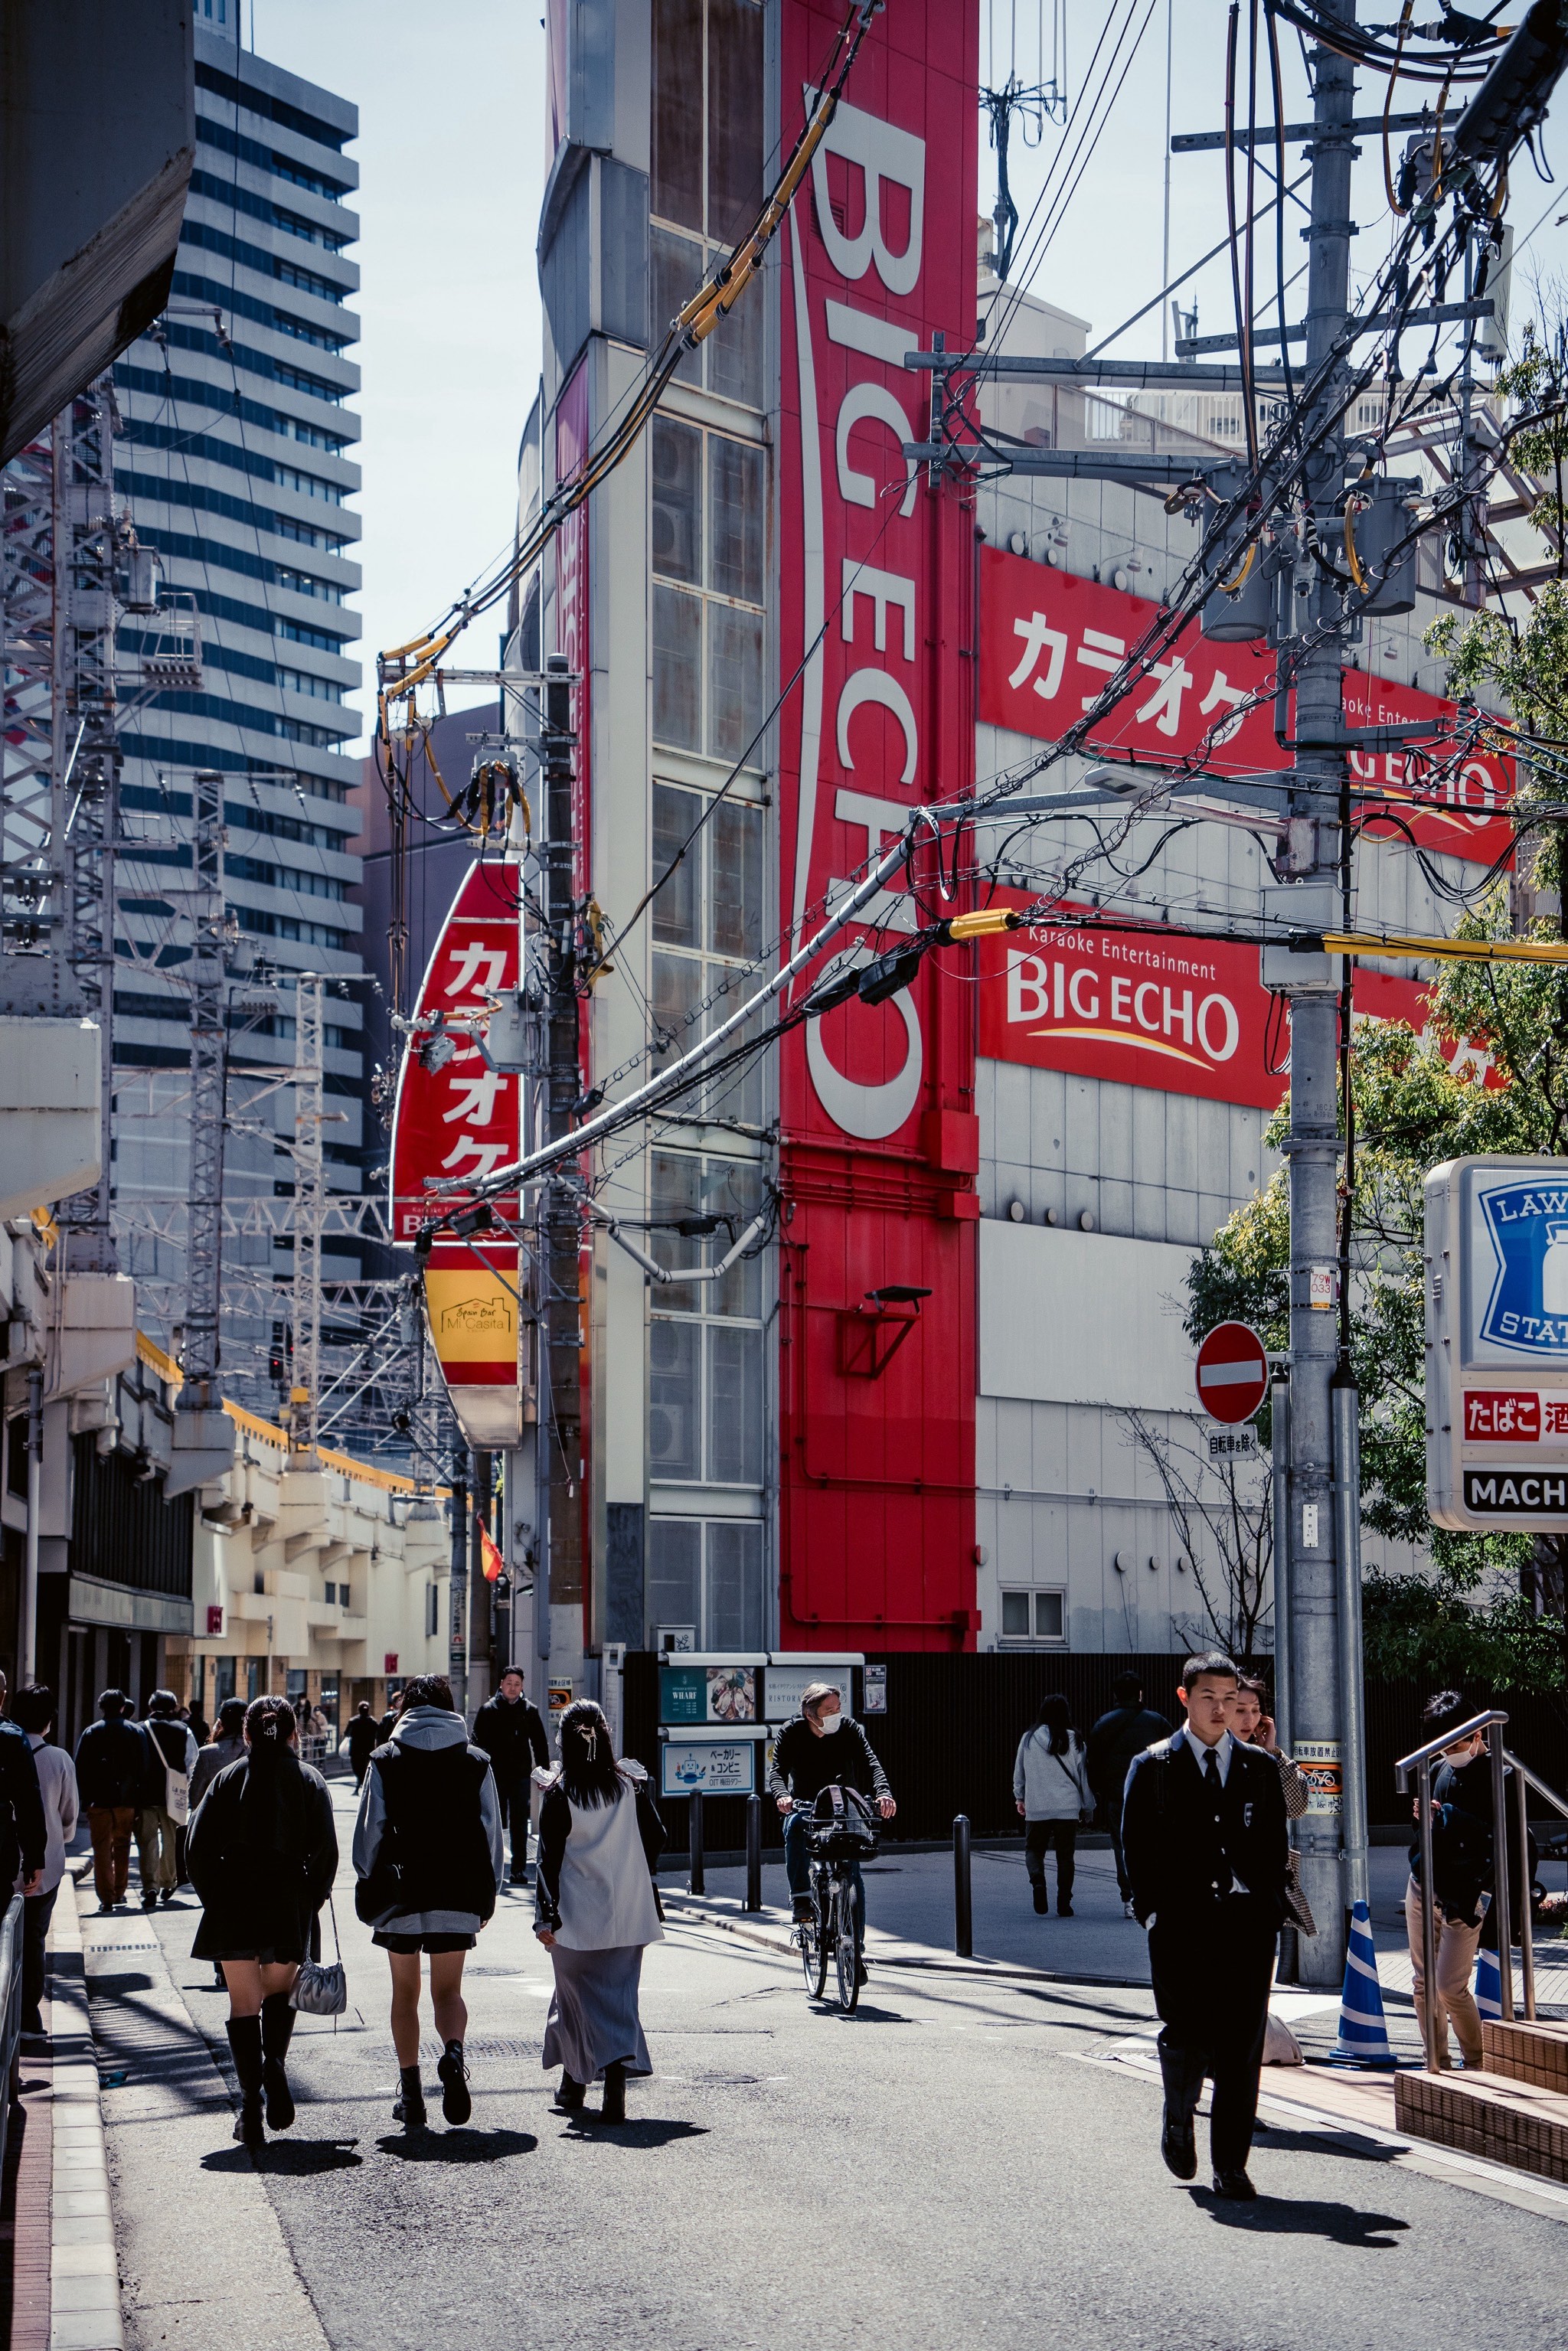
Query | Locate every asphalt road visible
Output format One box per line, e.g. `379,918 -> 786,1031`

87,1781 -> 1568,2351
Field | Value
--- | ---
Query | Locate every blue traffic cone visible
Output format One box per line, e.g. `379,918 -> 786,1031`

1334,1898 -> 1395,2066
1474,1941 -> 1503,2024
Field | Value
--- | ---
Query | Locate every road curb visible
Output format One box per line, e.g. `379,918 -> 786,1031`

47,1869 -> 122,2351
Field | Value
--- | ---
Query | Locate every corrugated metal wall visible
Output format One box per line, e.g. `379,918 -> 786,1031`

623,1649 -> 1568,1852
70,1436 -> 193,1597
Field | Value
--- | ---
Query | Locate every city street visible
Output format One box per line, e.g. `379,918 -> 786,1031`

72,1784 -> 1568,2351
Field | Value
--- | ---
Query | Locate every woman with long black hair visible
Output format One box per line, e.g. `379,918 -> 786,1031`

1012,1692 -> 1094,1916
186,1694 -> 338,2149
534,1699 -> 665,2125
353,1673 -> 503,2132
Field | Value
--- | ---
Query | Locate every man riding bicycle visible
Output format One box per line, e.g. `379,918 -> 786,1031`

770,1682 -> 896,1971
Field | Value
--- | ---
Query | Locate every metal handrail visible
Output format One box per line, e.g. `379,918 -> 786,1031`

1396,1709 -> 1511,2066
1501,1747 -> 1568,2032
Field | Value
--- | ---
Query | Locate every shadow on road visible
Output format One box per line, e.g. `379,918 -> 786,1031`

374,2129 -> 537,2163
1191,2189 -> 1411,2248
1251,2125 -> 1400,2165
201,2139 -> 364,2175
559,2118 -> 710,2149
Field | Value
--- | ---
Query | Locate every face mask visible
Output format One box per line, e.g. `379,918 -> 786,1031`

818,1709 -> 844,1734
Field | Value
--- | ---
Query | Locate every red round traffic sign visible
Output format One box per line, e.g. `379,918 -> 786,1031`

1195,1321 -> 1269,1425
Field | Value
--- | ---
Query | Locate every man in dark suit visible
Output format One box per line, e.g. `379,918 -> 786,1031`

1121,1651 -> 1289,2201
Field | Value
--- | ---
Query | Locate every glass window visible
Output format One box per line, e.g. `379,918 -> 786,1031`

1001,1591 -> 1031,1639
707,272 -> 765,407
648,1517 -> 764,1649
649,1318 -> 701,1479
652,0 -> 705,233
652,417 -> 703,584
707,1323 -> 763,1483
707,0 -> 766,244
650,224 -> 706,387
1035,1591 -> 1066,1641
648,1517 -> 702,1638
652,783 -> 701,949
709,436 -> 764,604
707,603 -> 765,765
649,791 -> 765,1119
652,583 -> 702,753
707,1520 -> 764,1648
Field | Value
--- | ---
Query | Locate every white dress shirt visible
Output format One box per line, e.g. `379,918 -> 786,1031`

1172,1725 -> 1235,1782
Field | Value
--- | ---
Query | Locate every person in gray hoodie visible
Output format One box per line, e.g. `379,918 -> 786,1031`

353,1675 -> 503,2132
1012,1693 -> 1094,1917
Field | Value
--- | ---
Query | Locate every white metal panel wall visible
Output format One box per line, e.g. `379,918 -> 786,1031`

979,1219 -> 1197,1410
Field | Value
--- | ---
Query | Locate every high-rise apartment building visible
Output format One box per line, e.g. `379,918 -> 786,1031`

111,17 -> 365,1418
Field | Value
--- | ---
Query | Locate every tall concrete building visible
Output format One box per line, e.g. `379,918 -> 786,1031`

110,17 -> 366,1419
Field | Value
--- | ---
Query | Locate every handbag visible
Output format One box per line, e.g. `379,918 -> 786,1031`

151,1724 -> 190,1827
290,1892 -> 348,2016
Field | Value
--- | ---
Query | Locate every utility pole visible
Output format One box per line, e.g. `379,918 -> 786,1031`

290,973 -> 325,1454
166,769 -> 237,1496
534,651 -> 582,1687
1276,0 -> 1361,1987
448,1438 -> 469,1713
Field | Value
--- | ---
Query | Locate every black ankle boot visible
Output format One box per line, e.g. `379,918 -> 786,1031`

436,2038 -> 471,2126
554,2071 -> 586,2112
225,2016 -> 266,2149
599,2062 -> 627,2124
260,1993 -> 297,2130
393,2065 -> 426,2130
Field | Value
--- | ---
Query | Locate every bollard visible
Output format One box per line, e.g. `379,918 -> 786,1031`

745,1792 -> 763,1912
953,1813 -> 972,1958
688,1789 -> 705,1896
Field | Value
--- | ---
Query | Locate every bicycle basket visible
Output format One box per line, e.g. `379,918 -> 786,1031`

804,1783 -> 880,1859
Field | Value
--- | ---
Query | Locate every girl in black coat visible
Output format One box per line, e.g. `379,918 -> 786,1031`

187,1695 -> 338,2149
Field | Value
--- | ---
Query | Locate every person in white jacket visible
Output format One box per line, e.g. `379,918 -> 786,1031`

11,1684 -> 80,2036
1013,1694 -> 1093,1917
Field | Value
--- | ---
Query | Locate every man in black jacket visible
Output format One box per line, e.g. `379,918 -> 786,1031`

769,1683 -> 895,1974
1087,1673 -> 1174,1916
74,1690 -> 149,1912
472,1670 -> 550,1882
1121,1651 -> 1289,2201
0,1673 -> 44,1913
1404,1688 -> 1530,2070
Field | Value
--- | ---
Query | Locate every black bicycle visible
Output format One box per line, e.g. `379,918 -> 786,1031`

792,1784 -> 880,2014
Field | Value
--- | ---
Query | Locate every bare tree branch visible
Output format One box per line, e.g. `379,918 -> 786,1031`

1119,1410 -> 1273,1657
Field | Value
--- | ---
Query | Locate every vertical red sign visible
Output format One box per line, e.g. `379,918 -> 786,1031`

777,2 -> 980,1651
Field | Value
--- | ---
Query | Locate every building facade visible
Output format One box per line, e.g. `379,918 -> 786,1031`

495,0 -> 1491,1694
110,23 -> 367,1422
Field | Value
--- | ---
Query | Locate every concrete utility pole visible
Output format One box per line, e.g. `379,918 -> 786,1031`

290,973 -> 325,1453
534,651 -> 583,1686
1277,0 -> 1361,1987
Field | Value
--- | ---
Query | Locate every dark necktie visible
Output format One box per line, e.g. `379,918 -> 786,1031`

1204,1746 -> 1222,1811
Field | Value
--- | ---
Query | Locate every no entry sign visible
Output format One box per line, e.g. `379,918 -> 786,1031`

1195,1322 -> 1269,1425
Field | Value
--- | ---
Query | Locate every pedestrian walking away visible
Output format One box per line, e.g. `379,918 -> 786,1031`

1012,1693 -> 1093,1916
137,1690 -> 198,1909
185,1702 -> 211,1750
770,1683 -> 895,1977
534,1699 -> 665,2125
190,1699 -> 248,1811
1227,1673 -> 1316,1939
8,1683 -> 75,2038
346,1700 -> 380,1791
1121,1652 -> 1289,2201
186,1695 -> 338,2151
1086,1673 -> 1173,1917
73,1690 -> 149,1912
1403,1689 -> 1533,2071
472,1667 -> 550,1882
353,1673 -> 503,2132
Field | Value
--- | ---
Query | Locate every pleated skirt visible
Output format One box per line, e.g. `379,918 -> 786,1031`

542,1942 -> 652,2081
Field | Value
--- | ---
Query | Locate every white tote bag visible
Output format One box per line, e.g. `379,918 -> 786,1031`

152,1726 -> 190,1826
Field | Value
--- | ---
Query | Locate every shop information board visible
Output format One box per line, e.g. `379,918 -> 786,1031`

658,1660 -> 760,1726
658,1726 -> 766,1799
1426,1155 -> 1568,1527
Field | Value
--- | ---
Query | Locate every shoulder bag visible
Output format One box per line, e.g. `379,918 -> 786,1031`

290,1891 -> 348,2016
153,1725 -> 191,1827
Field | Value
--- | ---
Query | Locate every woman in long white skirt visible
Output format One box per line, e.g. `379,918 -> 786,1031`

534,1699 -> 665,2124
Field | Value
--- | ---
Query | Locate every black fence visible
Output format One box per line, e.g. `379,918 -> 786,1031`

70,1435 -> 193,1595
622,1649 -> 1568,1856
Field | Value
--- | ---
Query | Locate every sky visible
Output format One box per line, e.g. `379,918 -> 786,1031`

236,1 -> 1568,757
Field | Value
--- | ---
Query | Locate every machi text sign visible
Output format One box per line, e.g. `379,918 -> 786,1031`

1426,1157 -> 1568,1529
979,548 -> 1514,867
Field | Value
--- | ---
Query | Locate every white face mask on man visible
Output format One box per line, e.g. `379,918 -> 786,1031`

817,1708 -> 844,1734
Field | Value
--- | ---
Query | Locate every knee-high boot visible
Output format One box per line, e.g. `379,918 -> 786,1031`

260,1992 -> 297,2130
225,2016 -> 266,2149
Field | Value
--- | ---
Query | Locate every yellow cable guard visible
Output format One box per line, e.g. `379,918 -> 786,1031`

1323,932 -> 1568,965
